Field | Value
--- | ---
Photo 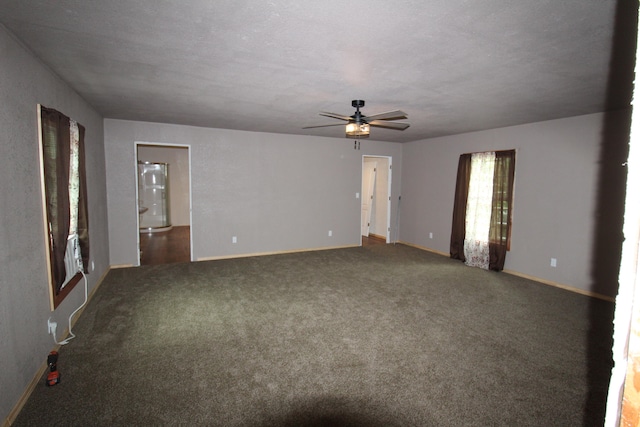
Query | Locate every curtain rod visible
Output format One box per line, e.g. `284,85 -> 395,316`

461,148 -> 516,156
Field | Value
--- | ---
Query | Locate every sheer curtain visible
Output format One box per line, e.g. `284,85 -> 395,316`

464,152 -> 495,268
67,119 -> 91,283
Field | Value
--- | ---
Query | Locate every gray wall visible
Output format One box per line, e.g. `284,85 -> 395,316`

400,112 -> 620,297
0,25 -> 109,422
105,119 -> 403,266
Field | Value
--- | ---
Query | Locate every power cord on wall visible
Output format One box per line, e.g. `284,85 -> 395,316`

50,270 -> 88,346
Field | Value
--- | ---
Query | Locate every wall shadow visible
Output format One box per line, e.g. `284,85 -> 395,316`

587,0 -> 637,424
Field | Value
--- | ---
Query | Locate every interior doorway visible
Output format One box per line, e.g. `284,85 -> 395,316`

361,156 -> 392,244
135,143 -> 192,265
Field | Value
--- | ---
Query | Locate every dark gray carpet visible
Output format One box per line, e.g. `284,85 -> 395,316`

14,244 -> 613,426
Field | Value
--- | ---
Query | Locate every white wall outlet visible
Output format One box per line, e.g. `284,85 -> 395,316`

429,232 -> 433,239
91,260 -> 95,272
550,258 -> 557,267
47,318 -> 57,335
356,192 -> 360,199
328,230 -> 332,237
232,236 -> 237,244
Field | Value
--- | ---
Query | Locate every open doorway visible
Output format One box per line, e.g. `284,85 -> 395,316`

135,143 -> 192,265
361,156 -> 392,246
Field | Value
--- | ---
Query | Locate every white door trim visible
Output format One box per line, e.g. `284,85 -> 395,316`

362,155 -> 392,243
134,141 -> 193,265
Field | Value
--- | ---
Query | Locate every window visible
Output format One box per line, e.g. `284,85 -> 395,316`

38,105 -> 90,309
450,150 -> 515,271
489,152 -> 515,249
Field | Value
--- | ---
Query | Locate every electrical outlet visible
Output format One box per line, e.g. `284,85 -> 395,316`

232,236 -> 237,244
47,318 -> 57,334
550,258 -> 557,267
328,230 -> 332,237
429,232 -> 433,239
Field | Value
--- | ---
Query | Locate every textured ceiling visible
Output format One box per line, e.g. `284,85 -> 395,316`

0,0 -> 634,142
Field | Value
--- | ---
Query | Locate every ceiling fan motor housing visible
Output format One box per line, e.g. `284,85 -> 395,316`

351,100 -> 366,124
346,99 -> 370,138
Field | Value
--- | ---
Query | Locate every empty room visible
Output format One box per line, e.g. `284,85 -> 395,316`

1,1 -> 639,426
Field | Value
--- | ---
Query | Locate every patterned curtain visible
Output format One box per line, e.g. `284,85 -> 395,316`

464,152 -> 496,269
77,124 -> 90,273
40,107 -> 90,295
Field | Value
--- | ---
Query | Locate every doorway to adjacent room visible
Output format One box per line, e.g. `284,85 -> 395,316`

135,143 -> 193,265
361,156 -> 392,245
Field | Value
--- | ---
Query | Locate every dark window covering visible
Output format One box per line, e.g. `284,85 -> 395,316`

449,153 -> 472,262
488,150 -> 516,271
76,124 -> 90,273
450,150 -> 515,271
40,106 -> 90,307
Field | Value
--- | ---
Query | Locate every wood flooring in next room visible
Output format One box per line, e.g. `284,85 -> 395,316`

140,228 -> 386,266
139,225 -> 191,265
362,234 -> 387,246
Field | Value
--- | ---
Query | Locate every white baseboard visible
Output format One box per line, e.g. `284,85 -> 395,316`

398,241 -> 615,302
197,244 -> 360,262
3,266 -> 111,427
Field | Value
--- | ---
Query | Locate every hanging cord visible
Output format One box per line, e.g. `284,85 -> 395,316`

51,270 -> 88,345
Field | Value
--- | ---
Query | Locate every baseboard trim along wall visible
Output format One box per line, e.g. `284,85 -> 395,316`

398,241 -> 615,303
2,356 -> 52,427
110,264 -> 135,269
197,244 -> 360,262
399,241 -> 450,257
502,269 -> 615,302
3,267 -> 111,427
116,240 -> 615,303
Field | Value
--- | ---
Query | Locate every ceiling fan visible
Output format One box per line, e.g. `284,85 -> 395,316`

303,100 -> 409,139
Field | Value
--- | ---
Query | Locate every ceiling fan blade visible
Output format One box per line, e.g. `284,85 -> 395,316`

303,123 -> 346,129
368,120 -> 410,130
319,111 -> 352,121
364,110 -> 408,121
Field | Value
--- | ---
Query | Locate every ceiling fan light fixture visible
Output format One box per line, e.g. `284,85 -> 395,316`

345,122 -> 370,138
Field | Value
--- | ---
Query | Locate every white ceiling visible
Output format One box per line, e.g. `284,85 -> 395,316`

0,0 -> 634,142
